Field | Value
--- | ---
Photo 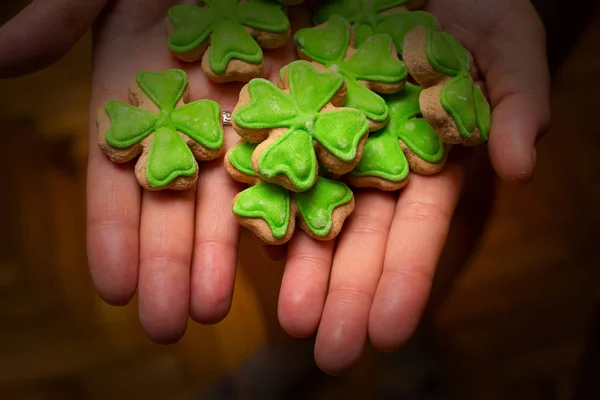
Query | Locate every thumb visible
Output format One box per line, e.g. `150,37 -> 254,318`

0,0 -> 109,78
478,1 -> 551,182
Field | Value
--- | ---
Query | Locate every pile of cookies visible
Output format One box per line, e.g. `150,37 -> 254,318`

96,0 -> 492,245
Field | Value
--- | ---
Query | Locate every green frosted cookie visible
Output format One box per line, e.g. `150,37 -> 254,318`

225,141 -> 355,244
97,69 -> 224,191
294,15 -> 408,129
313,0 -> 437,54
403,26 -> 491,146
232,60 -> 370,193
347,83 -> 449,191
167,0 -> 290,83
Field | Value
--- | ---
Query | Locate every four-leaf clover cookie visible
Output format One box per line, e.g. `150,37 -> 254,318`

346,83 -> 450,191
225,141 -> 355,244
97,69 -> 224,191
231,60 -> 370,193
313,0 -> 438,54
403,27 -> 492,145
167,0 -> 291,83
294,15 -> 407,130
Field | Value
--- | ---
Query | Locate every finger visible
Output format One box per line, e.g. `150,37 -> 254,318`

86,149 -> 141,306
86,33 -> 156,306
314,191 -> 396,375
189,156 -> 242,324
0,0 -> 109,77
278,232 -> 334,338
138,189 -> 195,344
368,162 -> 464,352
476,3 -> 551,182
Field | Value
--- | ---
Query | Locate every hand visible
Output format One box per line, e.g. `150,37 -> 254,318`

0,0 -> 307,343
275,0 -> 551,375
86,1 -> 314,343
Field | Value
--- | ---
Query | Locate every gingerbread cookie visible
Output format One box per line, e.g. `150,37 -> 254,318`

346,83 -> 450,191
313,0 -> 437,54
403,27 -> 491,145
231,60 -> 370,192
97,69 -> 224,191
294,15 -> 407,129
226,141 -> 355,244
167,0 -> 290,83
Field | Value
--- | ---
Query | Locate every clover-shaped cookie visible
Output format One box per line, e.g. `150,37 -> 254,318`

225,141 -> 355,244
167,0 -> 290,83
231,60 -> 370,192
403,27 -> 492,145
294,15 -> 407,129
346,83 -> 450,191
313,0 -> 437,54
97,69 -> 224,191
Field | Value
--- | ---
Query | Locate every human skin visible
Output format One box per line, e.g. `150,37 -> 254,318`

0,0 -> 551,375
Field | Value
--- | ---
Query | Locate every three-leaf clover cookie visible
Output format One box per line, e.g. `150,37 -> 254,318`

403,27 -> 492,145
294,15 -> 407,129
225,141 -> 355,244
167,0 -> 291,83
313,0 -> 437,54
97,69 -> 224,191
231,60 -> 370,192
346,83 -> 449,191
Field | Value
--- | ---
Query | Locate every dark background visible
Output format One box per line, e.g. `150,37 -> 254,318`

0,0 -> 599,398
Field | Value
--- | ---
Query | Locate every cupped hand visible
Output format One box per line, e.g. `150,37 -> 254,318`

276,0 -> 551,375
0,0 -> 551,374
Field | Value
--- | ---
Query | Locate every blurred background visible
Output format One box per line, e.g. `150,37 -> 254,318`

1,1 -> 599,399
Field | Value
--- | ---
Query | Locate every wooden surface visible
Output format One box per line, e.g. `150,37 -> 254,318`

0,4 -> 599,399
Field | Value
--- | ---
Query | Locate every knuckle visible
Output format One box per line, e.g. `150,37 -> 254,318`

398,199 -> 449,224
346,212 -> 391,236
287,252 -> 330,269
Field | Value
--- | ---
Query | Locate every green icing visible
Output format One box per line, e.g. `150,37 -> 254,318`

233,182 -> 291,240
232,177 -> 354,239
376,11 -> 438,53
312,109 -> 370,162
257,128 -> 317,191
167,0 -> 289,73
295,178 -> 353,238
344,34 -> 407,83
386,83 -> 444,162
344,79 -> 388,122
440,72 -> 492,140
146,126 -> 197,188
172,100 -> 224,149
425,29 -> 473,77
313,0 -> 409,26
228,142 -> 259,177
473,84 -> 491,141
424,28 -> 491,142
103,69 -> 224,188
235,79 -> 303,129
350,82 -> 444,184
351,128 -> 410,181
236,0 -> 290,32
398,119 -> 444,161
209,19 -> 262,74
234,61 -> 369,191
104,101 -> 158,148
294,15 -> 406,122
137,69 -> 187,109
313,1 -> 435,52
